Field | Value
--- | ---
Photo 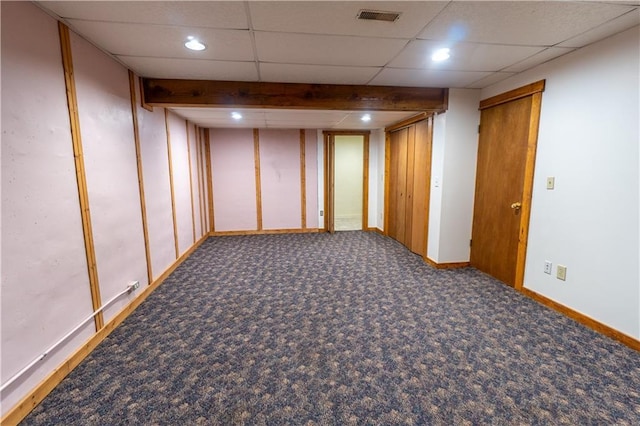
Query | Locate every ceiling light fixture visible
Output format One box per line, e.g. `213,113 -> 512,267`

231,112 -> 242,120
432,48 -> 451,62
361,114 -> 371,122
185,36 -> 206,51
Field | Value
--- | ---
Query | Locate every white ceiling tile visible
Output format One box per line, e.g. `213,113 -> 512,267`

502,47 -> 576,73
260,63 -> 381,85
337,111 -> 420,129
196,118 -> 268,129
118,56 -> 258,81
68,20 -> 254,61
419,1 -> 635,46
254,32 -> 408,66
389,40 -> 544,71
465,72 -> 517,89
265,110 -> 349,121
557,9 -> 640,48
171,108 -> 262,121
266,120 -> 337,129
40,1 -> 248,29
370,68 -> 492,88
249,1 -> 448,38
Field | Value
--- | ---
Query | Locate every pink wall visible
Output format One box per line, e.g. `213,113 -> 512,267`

167,111 -> 195,254
134,79 -> 175,280
1,3 -> 207,417
0,1 -> 95,414
71,31 -> 147,322
259,129 -> 302,230
304,130 -> 319,229
209,128 -> 258,231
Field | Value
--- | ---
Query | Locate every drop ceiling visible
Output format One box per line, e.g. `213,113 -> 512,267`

37,1 -> 640,129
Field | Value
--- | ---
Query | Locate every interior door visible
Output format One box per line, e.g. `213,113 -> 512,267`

470,81 -> 544,287
386,117 -> 433,257
388,127 -> 408,244
324,132 -> 369,234
334,135 -> 364,231
408,119 -> 432,256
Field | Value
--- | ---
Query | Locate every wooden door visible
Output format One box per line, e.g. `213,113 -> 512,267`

386,116 -> 433,257
408,119 -> 432,255
404,125 -> 416,245
388,127 -> 409,244
470,81 -> 544,288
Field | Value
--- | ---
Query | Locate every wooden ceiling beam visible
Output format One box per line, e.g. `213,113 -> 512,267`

142,79 -> 448,112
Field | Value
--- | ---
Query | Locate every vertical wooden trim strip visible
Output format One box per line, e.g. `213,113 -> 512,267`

362,134 -> 370,230
323,133 -> 329,231
185,121 -> 197,243
253,129 -> 263,231
164,109 -> 180,258
383,132 -> 391,236
514,92 -> 543,290
128,70 -> 153,284
58,23 -> 104,330
200,129 -> 209,233
299,129 -> 307,229
194,126 -> 204,237
205,129 -> 215,233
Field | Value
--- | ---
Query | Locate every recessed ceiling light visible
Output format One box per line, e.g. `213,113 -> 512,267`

185,36 -> 206,51
361,114 -> 371,122
432,48 -> 450,62
231,112 -> 242,120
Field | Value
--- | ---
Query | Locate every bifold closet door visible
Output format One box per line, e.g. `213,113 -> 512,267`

387,118 -> 431,257
408,119 -> 431,256
388,127 -> 408,245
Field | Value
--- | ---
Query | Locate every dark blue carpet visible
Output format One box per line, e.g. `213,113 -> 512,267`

22,232 -> 640,425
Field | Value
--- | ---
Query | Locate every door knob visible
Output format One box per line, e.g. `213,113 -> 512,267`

510,202 -> 522,210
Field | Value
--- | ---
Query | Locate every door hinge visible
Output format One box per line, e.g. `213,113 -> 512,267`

470,239 -> 472,247
477,124 -> 481,133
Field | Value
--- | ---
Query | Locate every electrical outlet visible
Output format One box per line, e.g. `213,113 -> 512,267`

128,281 -> 140,292
546,177 -> 555,190
544,261 -> 552,274
557,265 -> 567,281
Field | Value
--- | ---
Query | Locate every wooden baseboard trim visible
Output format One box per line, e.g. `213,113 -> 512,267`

366,227 -> 384,235
210,228 -> 320,237
521,288 -> 640,352
1,235 -> 208,426
424,257 -> 470,269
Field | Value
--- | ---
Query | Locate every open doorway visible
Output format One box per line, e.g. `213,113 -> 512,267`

324,131 -> 369,233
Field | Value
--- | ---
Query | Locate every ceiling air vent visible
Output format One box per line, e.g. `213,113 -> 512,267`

357,9 -> 401,22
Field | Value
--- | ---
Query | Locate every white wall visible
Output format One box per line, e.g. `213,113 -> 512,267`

371,129 -> 385,230
427,89 -> 481,263
316,129 -> 325,227
481,26 -> 640,338
428,113 -> 447,261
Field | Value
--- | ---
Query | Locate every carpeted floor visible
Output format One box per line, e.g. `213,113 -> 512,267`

22,232 -> 640,425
